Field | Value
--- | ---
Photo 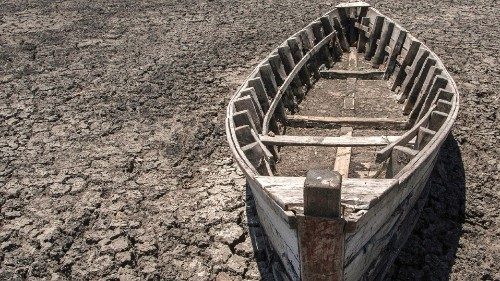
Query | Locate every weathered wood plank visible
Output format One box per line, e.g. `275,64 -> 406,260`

386,145 -> 419,177
246,78 -> 270,112
320,69 -> 385,79
255,176 -> 397,211
234,95 -> 262,133
247,179 -> 301,279
334,127 -> 353,178
259,134 -> 403,147
403,65 -> 442,114
414,75 -> 449,123
399,57 -> 436,103
428,110 -> 449,131
415,126 -> 436,149
397,48 -> 430,100
286,115 -> 407,129
356,17 -> 370,53
311,21 -> 334,68
365,16 -> 384,60
390,39 -> 421,91
384,27 -> 407,79
372,19 -> 394,67
326,9 -> 350,51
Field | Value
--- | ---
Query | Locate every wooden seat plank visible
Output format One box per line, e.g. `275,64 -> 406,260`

260,134 -> 404,147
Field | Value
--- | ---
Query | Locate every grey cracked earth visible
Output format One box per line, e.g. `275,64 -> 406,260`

0,0 -> 498,280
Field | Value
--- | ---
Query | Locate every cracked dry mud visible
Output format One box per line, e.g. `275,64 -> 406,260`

0,0 -> 498,280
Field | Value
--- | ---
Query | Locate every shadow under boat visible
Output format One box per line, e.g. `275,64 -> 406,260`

245,133 -> 466,280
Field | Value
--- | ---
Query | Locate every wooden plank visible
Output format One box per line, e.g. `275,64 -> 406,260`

287,37 -> 312,88
390,39 -> 421,91
364,16 -> 384,60
320,69 -> 385,79
435,98 -> 453,113
399,57 -> 436,103
259,63 -> 278,97
259,134 -> 403,147
397,48 -> 430,100
233,110 -> 258,132
384,28 -> 407,79
261,32 -> 338,135
415,126 -> 436,149
413,75 -> 449,123
278,45 -> 305,100
234,96 -> 262,133
428,110 -> 449,131
304,170 -> 342,218
386,145 -> 419,177
235,125 -> 255,147
356,17 -> 370,53
241,142 -> 273,176
334,127 -> 353,178
320,17 -> 343,60
246,78 -> 270,112
344,150 -> 437,281
286,115 -> 407,129
327,10 -> 350,51
403,65 -> 442,114
240,88 -> 264,122
372,19 -> 394,67
248,179 -> 301,279
311,21 -> 334,68
255,176 -> 397,211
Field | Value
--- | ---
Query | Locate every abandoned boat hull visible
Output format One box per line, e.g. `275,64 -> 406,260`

226,2 -> 459,280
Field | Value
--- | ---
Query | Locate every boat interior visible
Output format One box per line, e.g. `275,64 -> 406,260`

226,2 -> 458,217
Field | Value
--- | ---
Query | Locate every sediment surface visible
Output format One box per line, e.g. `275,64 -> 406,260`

1,0 -> 498,280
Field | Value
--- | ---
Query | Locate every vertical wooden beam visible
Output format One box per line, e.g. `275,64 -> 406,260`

397,48 -> 430,99
298,170 -> 345,281
390,40 -> 421,91
287,37 -> 312,88
328,11 -> 350,51
372,20 -> 394,67
384,28 -> 407,79
386,145 -> 418,177
399,57 -> 436,103
365,16 -> 384,60
356,17 -> 370,53
312,21 -> 334,68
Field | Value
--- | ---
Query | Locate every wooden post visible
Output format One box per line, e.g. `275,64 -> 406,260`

298,170 -> 345,281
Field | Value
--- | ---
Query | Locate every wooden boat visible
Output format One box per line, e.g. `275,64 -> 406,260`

225,2 -> 459,280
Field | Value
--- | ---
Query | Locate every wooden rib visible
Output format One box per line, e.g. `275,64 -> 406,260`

286,115 -> 407,129
261,32 -> 337,135
334,127 -> 353,178
233,110 -> 257,132
375,104 -> 436,163
278,45 -> 305,100
415,126 -> 436,149
390,39 -> 421,91
259,63 -> 278,97
320,69 -> 385,79
287,37 -> 312,88
356,17 -> 370,53
259,134 -> 404,147
403,66 -> 442,114
384,27 -> 407,79
399,57 -> 436,103
327,10 -> 350,51
320,16 -> 343,60
247,78 -> 270,112
428,110 -> 449,131
234,96 -> 262,133
372,19 -> 394,67
255,176 -> 397,211
235,125 -> 255,147
414,76 -> 449,123
435,99 -> 453,113
386,145 -> 419,177
311,21 -> 334,67
397,48 -> 430,100
409,75 -> 448,125
365,16 -> 384,60
241,141 -> 273,176
239,88 -> 264,122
